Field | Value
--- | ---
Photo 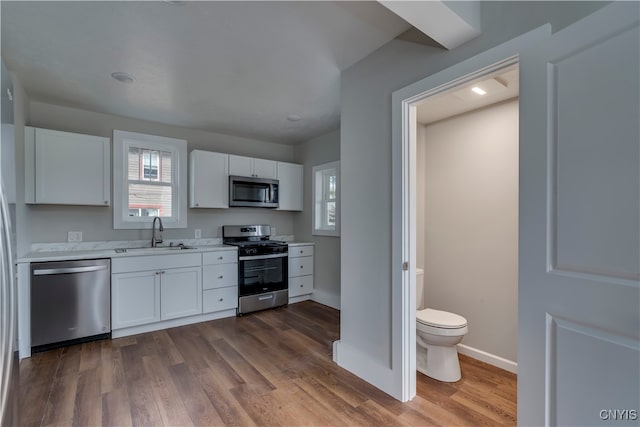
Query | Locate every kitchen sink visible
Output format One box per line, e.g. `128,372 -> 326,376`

114,244 -> 197,254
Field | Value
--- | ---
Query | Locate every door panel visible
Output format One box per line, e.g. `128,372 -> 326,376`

519,3 -> 639,426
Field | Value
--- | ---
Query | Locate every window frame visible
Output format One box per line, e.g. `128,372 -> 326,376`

312,160 -> 340,237
113,130 -> 187,229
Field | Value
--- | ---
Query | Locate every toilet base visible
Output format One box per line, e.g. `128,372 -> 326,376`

417,343 -> 461,382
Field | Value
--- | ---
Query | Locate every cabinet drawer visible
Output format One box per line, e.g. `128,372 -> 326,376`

288,256 -> 313,277
112,252 -> 201,274
288,275 -> 313,297
289,245 -> 313,258
203,264 -> 238,290
203,250 -> 237,265
203,287 -> 238,313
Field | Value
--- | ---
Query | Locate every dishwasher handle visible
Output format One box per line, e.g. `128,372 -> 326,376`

33,265 -> 109,276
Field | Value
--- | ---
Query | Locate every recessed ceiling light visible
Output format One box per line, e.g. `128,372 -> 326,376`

111,72 -> 135,84
471,86 -> 487,95
287,114 -> 302,122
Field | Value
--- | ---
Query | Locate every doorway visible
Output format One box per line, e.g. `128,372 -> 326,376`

414,65 -> 519,373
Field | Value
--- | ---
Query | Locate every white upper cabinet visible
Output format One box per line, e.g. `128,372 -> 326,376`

228,154 -> 277,179
189,150 -> 229,208
25,127 -> 110,206
277,161 -> 303,211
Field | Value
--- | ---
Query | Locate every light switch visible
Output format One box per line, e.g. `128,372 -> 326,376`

195,229 -> 202,238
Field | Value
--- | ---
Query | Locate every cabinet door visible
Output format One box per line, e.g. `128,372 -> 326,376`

228,154 -> 254,177
28,127 -> 110,206
160,266 -> 202,320
253,158 -> 277,179
202,286 -> 238,313
288,256 -> 314,278
289,245 -> 313,258
289,275 -> 314,297
190,150 -> 229,208
277,162 -> 303,211
112,271 -> 161,329
203,263 -> 238,290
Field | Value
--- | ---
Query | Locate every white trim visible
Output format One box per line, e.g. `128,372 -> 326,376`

113,130 -> 187,229
111,308 -> 236,338
311,288 -> 341,310
288,294 -> 312,305
457,344 -> 518,374
391,25 -> 552,402
312,161 -> 340,237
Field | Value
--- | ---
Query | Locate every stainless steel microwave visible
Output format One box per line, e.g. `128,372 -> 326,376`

229,175 -> 279,208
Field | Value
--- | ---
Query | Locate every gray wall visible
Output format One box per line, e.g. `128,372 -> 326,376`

338,0 -> 607,390
419,99 -> 519,363
294,129 -> 341,308
20,101 -> 298,250
11,75 -> 30,257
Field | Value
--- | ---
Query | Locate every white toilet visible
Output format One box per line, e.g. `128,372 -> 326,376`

416,268 -> 468,382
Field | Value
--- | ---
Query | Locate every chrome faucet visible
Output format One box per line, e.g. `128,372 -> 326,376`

151,216 -> 164,247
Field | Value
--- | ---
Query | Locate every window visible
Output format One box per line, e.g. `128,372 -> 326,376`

312,161 -> 340,236
113,130 -> 187,229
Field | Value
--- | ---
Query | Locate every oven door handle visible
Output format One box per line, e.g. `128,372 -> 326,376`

239,253 -> 288,261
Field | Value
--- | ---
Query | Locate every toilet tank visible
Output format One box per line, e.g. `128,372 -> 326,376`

416,268 -> 425,310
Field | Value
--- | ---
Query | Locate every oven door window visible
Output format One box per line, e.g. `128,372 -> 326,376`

239,257 -> 287,295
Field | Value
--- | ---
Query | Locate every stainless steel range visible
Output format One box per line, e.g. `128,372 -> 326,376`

223,225 -> 288,315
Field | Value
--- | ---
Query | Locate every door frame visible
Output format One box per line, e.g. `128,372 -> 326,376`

390,25 -> 551,401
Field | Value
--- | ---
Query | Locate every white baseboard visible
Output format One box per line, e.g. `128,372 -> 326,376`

457,344 -> 518,374
311,288 -> 340,310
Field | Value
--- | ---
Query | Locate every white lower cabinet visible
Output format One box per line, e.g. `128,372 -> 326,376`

112,270 -> 161,329
202,249 -> 238,313
160,267 -> 202,320
111,253 -> 202,330
288,244 -> 314,298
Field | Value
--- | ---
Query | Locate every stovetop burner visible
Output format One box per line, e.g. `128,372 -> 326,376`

222,225 -> 288,257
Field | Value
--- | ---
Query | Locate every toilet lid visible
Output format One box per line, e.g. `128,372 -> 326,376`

417,308 -> 467,329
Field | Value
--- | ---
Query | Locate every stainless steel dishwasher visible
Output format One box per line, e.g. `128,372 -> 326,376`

31,258 -> 111,352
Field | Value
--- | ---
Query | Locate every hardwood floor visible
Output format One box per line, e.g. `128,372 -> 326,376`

19,301 -> 516,426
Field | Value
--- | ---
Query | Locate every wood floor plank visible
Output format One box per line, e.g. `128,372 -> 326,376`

142,355 -> 195,427
119,343 -> 164,427
101,387 -> 133,427
20,301 -> 517,427
193,368 -> 258,427
168,362 -> 227,426
72,367 -> 102,427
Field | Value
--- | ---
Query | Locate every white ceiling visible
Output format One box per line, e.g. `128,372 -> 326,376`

417,67 -> 519,125
1,1 -> 417,145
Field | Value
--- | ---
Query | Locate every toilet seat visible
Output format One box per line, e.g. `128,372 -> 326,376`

417,308 -> 467,329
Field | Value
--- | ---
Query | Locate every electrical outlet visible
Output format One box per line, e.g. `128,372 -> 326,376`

194,229 -> 202,239
271,227 -> 277,237
67,231 -> 82,242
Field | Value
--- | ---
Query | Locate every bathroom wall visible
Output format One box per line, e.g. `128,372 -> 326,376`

418,98 -> 519,364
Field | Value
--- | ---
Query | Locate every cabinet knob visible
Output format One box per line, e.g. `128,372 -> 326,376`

300,250 -> 304,254
196,203 -> 200,207
300,265 -> 303,269
155,271 -> 161,275
218,256 -> 223,260
104,201 -> 108,205
219,298 -> 224,302
300,284 -> 303,287
218,275 -> 224,279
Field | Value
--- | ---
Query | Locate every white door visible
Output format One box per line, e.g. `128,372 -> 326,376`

111,271 -> 161,329
518,3 -> 639,426
160,267 -> 202,320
